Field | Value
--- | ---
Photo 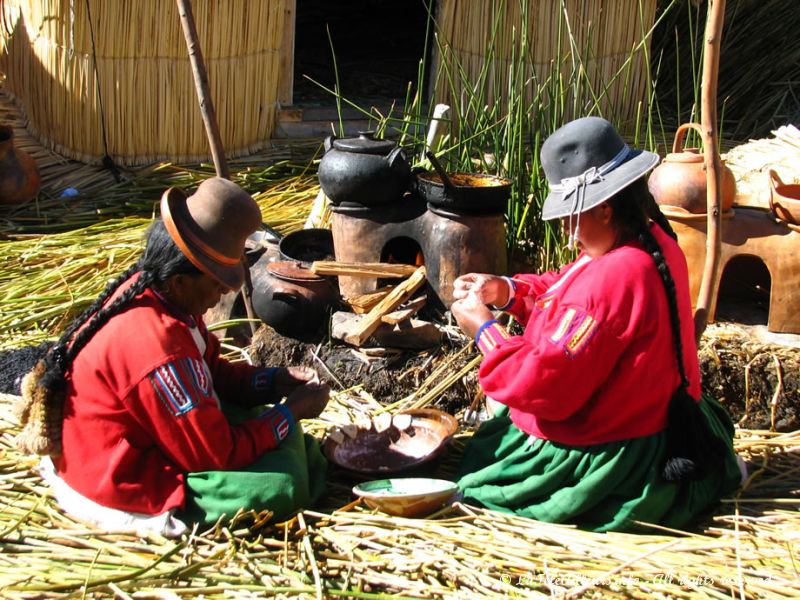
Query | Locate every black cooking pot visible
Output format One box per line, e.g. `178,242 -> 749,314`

415,171 -> 512,214
278,228 -> 335,266
318,131 -> 411,207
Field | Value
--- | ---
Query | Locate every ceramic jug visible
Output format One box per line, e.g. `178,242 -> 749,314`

648,123 -> 736,213
0,124 -> 41,205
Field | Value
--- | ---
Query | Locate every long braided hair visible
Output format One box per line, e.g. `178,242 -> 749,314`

15,220 -> 202,455
608,178 -> 727,482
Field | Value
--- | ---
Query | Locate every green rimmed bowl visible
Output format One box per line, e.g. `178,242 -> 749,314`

353,477 -> 460,518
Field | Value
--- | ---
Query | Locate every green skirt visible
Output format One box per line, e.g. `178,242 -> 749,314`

179,403 -> 328,528
457,395 -> 742,532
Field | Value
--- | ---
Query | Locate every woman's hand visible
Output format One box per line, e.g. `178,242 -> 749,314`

273,366 -> 320,398
283,381 -> 330,421
451,293 -> 495,339
452,273 -> 510,307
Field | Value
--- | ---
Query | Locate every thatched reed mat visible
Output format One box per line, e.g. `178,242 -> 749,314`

1,390 -> 798,598
724,124 -> 800,210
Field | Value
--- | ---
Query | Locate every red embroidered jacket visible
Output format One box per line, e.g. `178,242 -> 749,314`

475,224 -> 701,445
53,285 -> 292,516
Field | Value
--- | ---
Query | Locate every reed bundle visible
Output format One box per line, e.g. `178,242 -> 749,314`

1,391 -> 799,598
0,0 -> 290,165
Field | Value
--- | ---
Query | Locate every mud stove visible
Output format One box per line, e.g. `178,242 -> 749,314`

330,195 -> 507,307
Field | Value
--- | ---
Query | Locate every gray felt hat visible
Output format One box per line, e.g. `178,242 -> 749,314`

540,116 -> 660,221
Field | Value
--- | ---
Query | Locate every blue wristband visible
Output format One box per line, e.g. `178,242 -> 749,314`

253,367 -> 280,394
474,319 -> 499,346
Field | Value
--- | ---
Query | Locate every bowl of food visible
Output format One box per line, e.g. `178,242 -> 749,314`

353,477 -> 460,517
415,170 -> 512,214
323,408 -> 458,475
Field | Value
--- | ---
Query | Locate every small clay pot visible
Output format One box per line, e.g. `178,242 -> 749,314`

647,123 -> 736,213
0,125 -> 41,205
768,169 -> 800,225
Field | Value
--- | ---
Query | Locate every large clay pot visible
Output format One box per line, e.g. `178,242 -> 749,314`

0,125 -> 41,205
317,131 -> 411,207
250,259 -> 338,336
648,123 -> 736,213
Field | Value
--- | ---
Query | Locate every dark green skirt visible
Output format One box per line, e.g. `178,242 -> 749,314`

457,395 -> 742,532
179,402 -> 328,528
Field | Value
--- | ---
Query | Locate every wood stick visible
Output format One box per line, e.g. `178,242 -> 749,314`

344,266 -> 427,346
381,295 -> 427,325
311,261 -> 418,278
346,285 -> 396,314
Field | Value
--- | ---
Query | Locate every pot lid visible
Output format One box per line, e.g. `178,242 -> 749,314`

332,131 -> 397,155
266,260 -> 324,281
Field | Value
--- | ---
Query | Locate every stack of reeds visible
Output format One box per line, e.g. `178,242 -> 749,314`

0,0 -> 291,166
432,0 -> 659,125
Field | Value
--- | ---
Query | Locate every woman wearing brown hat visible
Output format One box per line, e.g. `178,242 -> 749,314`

16,177 -> 330,536
450,117 -> 743,532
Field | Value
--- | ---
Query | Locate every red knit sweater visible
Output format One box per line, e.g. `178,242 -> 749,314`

476,224 -> 701,445
53,285 -> 290,516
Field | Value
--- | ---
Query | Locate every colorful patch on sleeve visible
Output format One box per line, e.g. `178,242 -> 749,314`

261,405 -> 294,442
547,307 -> 599,357
149,358 -> 212,416
564,314 -> 598,356
476,321 -> 511,355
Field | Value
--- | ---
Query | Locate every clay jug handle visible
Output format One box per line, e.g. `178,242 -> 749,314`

672,123 -> 705,153
323,135 -> 336,153
768,169 -> 783,219
767,168 -> 784,191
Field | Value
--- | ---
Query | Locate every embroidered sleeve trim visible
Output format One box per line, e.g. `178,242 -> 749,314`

149,359 -> 212,416
260,404 -> 295,443
475,320 -> 511,355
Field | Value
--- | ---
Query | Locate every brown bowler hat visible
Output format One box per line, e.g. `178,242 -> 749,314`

160,177 -> 261,290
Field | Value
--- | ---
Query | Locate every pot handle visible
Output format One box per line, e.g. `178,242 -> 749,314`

672,122 -> 705,153
767,168 -> 783,220
323,135 -> 337,153
386,145 -> 406,168
271,290 -> 305,307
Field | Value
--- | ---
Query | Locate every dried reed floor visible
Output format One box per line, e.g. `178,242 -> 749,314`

1,388 -> 798,599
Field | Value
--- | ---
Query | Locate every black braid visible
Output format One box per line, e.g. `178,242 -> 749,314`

39,220 -> 200,398
609,178 -> 726,482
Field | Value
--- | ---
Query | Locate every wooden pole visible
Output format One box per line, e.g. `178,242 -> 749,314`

693,0 -> 727,343
176,0 -> 258,335
176,0 -> 230,179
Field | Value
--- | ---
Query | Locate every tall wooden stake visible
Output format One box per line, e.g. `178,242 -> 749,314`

176,0 -> 258,334
693,0 -> 726,343
176,0 -> 230,179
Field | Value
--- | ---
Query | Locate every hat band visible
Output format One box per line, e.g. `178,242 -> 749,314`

161,199 -> 242,268
178,223 -> 242,267
549,144 -> 631,196
548,144 -> 631,250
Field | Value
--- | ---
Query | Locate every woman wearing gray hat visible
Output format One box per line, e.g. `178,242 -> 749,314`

15,177 -> 330,536
450,117 -> 743,532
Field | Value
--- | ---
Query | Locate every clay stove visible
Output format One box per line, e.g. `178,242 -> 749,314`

331,195 -> 507,307
664,206 -> 800,334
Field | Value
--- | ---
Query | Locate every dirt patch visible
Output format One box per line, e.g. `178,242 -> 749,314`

247,325 -> 480,414
699,327 -> 800,432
